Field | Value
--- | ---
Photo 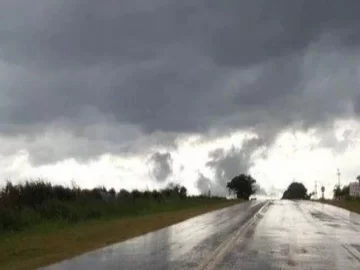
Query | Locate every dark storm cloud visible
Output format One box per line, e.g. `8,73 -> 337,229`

196,173 -> 212,195
202,138 -> 264,195
207,0 -> 360,67
355,95 -> 360,115
1,0 -> 360,164
148,152 -> 173,182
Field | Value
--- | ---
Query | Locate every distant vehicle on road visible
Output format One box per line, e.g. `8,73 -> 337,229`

251,197 -> 257,200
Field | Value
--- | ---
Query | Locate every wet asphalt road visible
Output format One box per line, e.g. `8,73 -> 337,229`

41,200 -> 360,270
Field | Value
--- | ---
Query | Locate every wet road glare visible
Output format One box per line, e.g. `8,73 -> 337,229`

41,200 -> 360,270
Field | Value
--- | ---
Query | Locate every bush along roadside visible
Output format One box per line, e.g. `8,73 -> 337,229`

0,180 -> 225,233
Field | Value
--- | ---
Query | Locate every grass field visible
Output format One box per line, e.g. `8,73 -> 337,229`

0,198 -> 241,270
321,199 -> 360,215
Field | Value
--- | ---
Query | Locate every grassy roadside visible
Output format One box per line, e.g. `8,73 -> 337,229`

0,199 -> 242,270
319,199 -> 360,215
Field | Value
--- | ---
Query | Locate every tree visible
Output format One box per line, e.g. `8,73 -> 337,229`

226,174 -> 256,200
179,186 -> 187,198
333,186 -> 341,199
333,185 -> 349,199
357,175 -> 360,184
342,185 -> 350,197
108,188 -> 116,197
282,182 -> 308,199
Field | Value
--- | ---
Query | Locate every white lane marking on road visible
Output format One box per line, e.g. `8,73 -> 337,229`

197,201 -> 271,270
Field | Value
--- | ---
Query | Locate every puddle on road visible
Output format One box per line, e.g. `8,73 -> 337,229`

327,223 -> 341,228
310,211 -> 336,222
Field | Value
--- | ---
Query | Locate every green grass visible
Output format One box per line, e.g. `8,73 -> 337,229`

0,198 -> 242,270
320,199 -> 360,215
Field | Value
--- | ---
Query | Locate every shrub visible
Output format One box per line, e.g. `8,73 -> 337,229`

0,179 -> 221,233
0,208 -> 26,231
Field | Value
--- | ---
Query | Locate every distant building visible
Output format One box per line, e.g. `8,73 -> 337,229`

349,182 -> 360,197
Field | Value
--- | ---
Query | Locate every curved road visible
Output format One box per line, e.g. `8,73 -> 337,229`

41,200 -> 360,270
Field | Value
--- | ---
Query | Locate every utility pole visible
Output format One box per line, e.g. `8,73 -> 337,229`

314,181 -> 318,200
337,168 -> 341,188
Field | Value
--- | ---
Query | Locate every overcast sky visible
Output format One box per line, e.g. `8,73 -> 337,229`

1,0 -> 360,198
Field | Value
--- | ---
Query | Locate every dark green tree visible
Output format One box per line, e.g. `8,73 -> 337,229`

333,186 -> 341,199
341,185 -> 350,197
333,185 -> 349,199
282,182 -> 308,199
108,188 -> 116,197
179,186 -> 187,198
226,174 -> 256,200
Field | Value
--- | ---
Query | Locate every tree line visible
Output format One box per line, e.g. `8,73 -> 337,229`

0,180 -> 225,233
226,174 -> 313,200
333,175 -> 360,200
226,173 -> 360,201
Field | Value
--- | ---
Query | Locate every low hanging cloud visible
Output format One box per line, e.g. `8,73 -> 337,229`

253,184 -> 268,196
196,173 -> 212,195
147,152 -> 173,183
197,138 -> 264,195
0,0 -> 360,167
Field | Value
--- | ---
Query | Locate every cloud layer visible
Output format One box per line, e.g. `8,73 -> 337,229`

1,0 -> 360,190
196,138 -> 264,195
148,152 -> 173,183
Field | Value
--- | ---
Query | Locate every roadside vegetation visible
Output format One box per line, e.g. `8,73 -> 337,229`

0,180 -> 241,270
324,175 -> 360,214
333,184 -> 351,200
281,182 -> 311,199
0,180 -> 187,232
0,180 -> 233,233
322,199 -> 360,215
226,174 -> 257,200
319,175 -> 360,214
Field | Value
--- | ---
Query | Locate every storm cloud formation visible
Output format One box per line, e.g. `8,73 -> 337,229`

196,173 -> 212,195
1,0 -> 360,165
197,138 -> 264,195
148,152 -> 173,183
